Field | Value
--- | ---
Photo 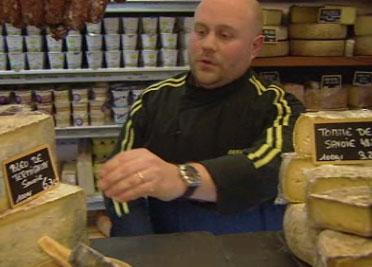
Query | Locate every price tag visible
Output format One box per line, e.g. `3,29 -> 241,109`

262,28 -> 277,43
318,8 -> 341,23
321,75 -> 342,89
353,71 -> 372,86
2,144 -> 59,207
313,121 -> 372,164
259,71 -> 281,84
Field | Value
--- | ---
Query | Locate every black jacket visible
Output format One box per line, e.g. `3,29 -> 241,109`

110,69 -> 304,214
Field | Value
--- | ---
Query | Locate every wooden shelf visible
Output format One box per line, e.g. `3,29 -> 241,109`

252,56 -> 372,67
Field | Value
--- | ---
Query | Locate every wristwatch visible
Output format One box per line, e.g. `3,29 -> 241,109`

178,164 -> 202,198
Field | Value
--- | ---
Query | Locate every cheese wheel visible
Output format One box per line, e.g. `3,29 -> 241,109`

355,15 -> 372,36
305,165 -> 372,198
290,6 -> 320,24
263,26 -> 288,41
293,109 -> 372,157
289,24 -> 347,40
322,5 -> 357,25
284,204 -> 319,266
355,36 -> 372,56
316,230 -> 372,267
262,9 -> 282,26
258,41 -> 289,57
307,186 -> 372,237
279,153 -> 315,203
290,40 -> 345,56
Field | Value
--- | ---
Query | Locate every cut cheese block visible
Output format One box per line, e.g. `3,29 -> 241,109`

0,112 -> 57,213
316,230 -> 372,267
355,36 -> 372,56
263,26 -> 288,42
279,153 -> 315,203
305,165 -> 372,199
355,16 -> 372,36
283,204 -> 319,266
320,5 -> 357,25
283,83 -> 305,104
262,9 -> 282,26
293,109 -> 372,157
290,40 -> 345,56
348,85 -> 372,108
307,186 -> 372,237
257,41 -> 289,57
0,183 -> 88,267
290,6 -> 320,24
289,23 -> 347,40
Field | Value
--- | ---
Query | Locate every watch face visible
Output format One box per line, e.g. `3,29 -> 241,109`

180,164 -> 201,187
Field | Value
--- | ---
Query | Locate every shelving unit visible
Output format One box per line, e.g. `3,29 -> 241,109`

55,125 -> 122,139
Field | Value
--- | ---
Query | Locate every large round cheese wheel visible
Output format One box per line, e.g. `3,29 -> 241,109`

258,41 -> 289,57
283,204 -> 319,266
354,15 -> 372,36
289,24 -> 347,40
262,9 -> 282,26
290,40 -> 345,56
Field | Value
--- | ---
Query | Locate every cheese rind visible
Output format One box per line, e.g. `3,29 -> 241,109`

279,153 -> 315,203
355,16 -> 372,36
289,24 -> 347,40
262,9 -> 282,26
293,110 -> 372,157
305,165 -> 372,198
316,230 -> 372,267
263,26 -> 288,41
320,5 -> 357,25
0,183 -> 88,267
283,204 -> 319,265
354,36 -> 372,56
290,40 -> 345,56
258,41 -> 289,57
0,113 -> 57,213
307,186 -> 372,237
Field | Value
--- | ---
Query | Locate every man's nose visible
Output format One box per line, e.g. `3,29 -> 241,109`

201,32 -> 217,51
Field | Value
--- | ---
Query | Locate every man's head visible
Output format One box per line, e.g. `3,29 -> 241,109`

188,0 -> 264,89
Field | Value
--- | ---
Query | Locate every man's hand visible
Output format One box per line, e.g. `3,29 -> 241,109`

98,148 -> 187,202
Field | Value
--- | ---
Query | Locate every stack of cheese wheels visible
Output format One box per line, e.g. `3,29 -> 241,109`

288,5 -> 356,56
281,110 -> 372,266
354,15 -> 372,55
258,9 -> 289,57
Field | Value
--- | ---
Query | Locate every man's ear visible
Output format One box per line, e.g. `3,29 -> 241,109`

250,35 -> 264,60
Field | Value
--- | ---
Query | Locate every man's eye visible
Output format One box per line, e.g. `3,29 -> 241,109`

219,32 -> 233,39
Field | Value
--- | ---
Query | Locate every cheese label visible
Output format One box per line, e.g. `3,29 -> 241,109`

2,144 -> 59,207
313,121 -> 372,164
353,71 -> 372,86
259,71 -> 281,84
321,75 -> 342,89
263,28 -> 278,43
318,8 -> 341,23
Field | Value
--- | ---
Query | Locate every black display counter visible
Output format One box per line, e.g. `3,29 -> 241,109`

91,231 -> 311,267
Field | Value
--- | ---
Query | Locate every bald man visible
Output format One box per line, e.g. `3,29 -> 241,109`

99,0 -> 304,236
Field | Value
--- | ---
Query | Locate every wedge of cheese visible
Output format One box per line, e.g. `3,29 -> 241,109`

307,186 -> 372,237
316,230 -> 372,267
283,204 -> 319,266
293,110 -> 372,157
0,112 -> 57,213
290,40 -> 345,56
289,23 -> 347,40
262,9 -> 283,26
0,183 -> 88,267
306,165 -> 372,198
279,153 -> 315,203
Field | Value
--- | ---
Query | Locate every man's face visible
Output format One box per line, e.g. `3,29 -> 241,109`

188,0 -> 263,89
